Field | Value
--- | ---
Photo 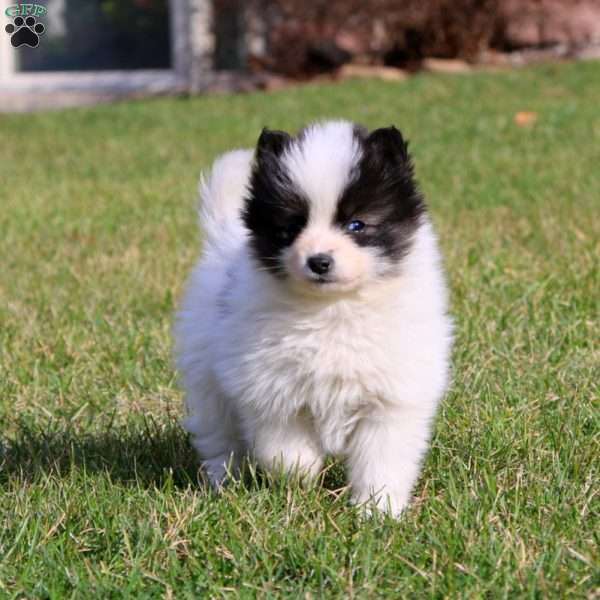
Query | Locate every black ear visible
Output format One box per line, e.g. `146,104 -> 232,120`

256,128 -> 291,162
365,126 -> 410,167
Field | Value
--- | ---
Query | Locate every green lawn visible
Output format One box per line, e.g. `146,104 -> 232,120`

1,61 -> 599,598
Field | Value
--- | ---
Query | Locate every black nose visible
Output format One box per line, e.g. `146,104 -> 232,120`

307,253 -> 333,275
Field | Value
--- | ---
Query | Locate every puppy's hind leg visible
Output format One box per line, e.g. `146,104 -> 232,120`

183,382 -> 245,487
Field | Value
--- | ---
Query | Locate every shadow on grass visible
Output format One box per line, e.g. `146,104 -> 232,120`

0,417 -> 347,491
0,417 -> 204,488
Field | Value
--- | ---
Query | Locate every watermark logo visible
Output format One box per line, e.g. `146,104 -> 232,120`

4,4 -> 46,48
5,3 -> 47,17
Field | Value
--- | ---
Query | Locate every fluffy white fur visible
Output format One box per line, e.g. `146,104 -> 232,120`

174,121 -> 453,516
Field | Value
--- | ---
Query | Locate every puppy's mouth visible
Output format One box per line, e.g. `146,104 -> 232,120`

312,275 -> 335,285
292,270 -> 341,290
304,272 -> 360,291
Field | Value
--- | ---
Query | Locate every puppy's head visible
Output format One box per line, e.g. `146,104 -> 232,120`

243,121 -> 425,295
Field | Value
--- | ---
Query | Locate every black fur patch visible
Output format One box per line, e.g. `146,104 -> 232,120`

243,128 -> 309,276
334,126 -> 426,261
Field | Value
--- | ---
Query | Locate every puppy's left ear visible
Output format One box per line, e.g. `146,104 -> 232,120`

365,126 -> 411,168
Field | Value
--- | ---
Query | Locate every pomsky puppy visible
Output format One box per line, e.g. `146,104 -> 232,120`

174,120 -> 453,516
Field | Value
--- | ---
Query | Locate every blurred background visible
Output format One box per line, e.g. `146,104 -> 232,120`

1,0 -> 600,110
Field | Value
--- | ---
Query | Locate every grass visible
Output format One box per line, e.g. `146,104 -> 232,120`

1,61 -> 599,598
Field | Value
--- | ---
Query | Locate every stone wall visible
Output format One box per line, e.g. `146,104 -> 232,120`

500,0 -> 600,50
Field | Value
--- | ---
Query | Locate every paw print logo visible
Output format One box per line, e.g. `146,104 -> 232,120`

5,16 -> 45,48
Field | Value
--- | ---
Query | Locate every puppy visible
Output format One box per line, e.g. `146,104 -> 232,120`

174,121 -> 453,516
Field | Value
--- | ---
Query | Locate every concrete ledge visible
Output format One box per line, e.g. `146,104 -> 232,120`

0,70 -> 188,112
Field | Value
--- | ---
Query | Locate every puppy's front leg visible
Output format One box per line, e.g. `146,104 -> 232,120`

251,411 -> 324,480
347,408 -> 433,517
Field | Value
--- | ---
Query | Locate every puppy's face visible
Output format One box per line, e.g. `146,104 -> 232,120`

243,121 -> 425,296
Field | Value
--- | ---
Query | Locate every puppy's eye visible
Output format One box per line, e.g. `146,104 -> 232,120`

347,220 -> 366,233
276,222 -> 302,242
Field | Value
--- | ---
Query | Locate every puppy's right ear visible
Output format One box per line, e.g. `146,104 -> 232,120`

256,128 -> 291,162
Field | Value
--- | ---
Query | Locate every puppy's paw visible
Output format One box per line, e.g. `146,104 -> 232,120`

350,488 -> 410,519
202,453 -> 240,488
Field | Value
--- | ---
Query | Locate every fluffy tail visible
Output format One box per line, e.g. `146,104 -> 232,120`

198,149 -> 254,259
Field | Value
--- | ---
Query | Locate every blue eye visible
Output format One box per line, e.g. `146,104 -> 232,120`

347,220 -> 366,233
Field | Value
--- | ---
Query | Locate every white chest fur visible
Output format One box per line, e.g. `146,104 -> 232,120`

211,256 -> 447,455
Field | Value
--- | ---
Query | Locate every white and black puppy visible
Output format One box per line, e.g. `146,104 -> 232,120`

175,121 -> 453,516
